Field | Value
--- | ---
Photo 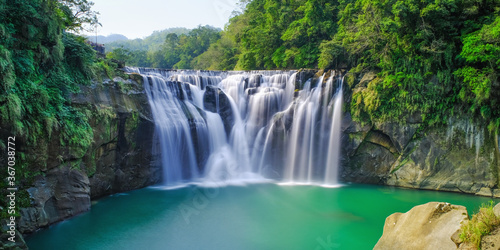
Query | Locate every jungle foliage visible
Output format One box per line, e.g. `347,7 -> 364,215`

332,0 -> 500,129
0,0 -> 118,182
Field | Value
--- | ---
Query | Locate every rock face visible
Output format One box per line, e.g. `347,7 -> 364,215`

17,75 -> 161,235
203,85 -> 235,135
20,166 -> 90,232
342,114 -> 500,195
481,227 -> 500,250
374,202 -> 469,250
341,72 -> 500,196
74,76 -> 161,199
0,228 -> 27,250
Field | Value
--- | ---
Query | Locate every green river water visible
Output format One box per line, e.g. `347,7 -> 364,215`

26,183 -> 496,250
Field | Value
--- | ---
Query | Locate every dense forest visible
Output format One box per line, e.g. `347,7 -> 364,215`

112,0 -> 500,132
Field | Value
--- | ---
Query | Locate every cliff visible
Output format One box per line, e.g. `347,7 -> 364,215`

341,72 -> 500,197
18,74 -> 161,236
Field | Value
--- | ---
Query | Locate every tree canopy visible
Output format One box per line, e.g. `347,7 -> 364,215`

102,0 -> 500,130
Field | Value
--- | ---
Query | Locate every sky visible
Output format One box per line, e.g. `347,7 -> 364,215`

86,0 -> 241,39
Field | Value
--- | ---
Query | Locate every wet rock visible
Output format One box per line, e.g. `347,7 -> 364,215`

203,85 -> 235,135
374,122 -> 420,153
0,227 -> 27,250
385,126 -> 496,193
128,72 -> 143,85
297,69 -> 318,89
476,187 -> 493,197
72,76 -> 160,199
343,140 -> 396,184
19,166 -> 90,233
246,74 -> 261,89
246,87 -> 258,95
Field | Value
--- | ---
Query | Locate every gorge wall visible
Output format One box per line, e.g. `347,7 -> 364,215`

17,74 -> 161,236
341,72 -> 500,197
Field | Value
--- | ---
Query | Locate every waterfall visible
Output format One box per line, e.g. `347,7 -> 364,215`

325,78 -> 343,186
131,68 -> 344,187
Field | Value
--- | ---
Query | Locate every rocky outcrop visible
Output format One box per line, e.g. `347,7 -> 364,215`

341,70 -> 500,196
0,228 -> 27,250
18,75 -> 161,235
20,166 -> 90,232
374,202 -> 469,250
203,85 -> 235,135
341,113 -> 500,195
74,76 -> 160,199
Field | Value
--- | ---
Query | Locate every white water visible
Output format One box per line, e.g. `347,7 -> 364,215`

131,68 -> 344,186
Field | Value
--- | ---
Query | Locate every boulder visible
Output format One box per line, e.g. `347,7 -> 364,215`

374,202 -> 469,250
481,227 -> 500,250
494,202 -> 500,218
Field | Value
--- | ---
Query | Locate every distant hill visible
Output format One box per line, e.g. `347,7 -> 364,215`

86,34 -> 128,44
106,27 -> 192,52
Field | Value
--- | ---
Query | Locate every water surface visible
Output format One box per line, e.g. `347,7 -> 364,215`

27,184 -> 496,250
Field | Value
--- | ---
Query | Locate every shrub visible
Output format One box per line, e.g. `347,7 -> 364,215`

459,201 -> 500,248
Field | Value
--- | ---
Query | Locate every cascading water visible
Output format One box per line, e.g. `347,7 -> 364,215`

130,67 -> 344,187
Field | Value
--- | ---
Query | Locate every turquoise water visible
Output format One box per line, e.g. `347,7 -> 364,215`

26,184 -> 496,250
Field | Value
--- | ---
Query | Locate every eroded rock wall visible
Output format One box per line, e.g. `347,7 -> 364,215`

18,74 -> 161,235
341,73 -> 500,197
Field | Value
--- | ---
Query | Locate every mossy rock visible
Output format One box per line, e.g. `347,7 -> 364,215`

128,73 -> 144,85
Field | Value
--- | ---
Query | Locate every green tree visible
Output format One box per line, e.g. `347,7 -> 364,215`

191,14 -> 248,70
162,33 -> 181,68
277,0 -> 338,68
57,0 -> 100,32
172,26 -> 221,69
107,47 -> 132,63
455,15 -> 500,129
325,0 -> 500,126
